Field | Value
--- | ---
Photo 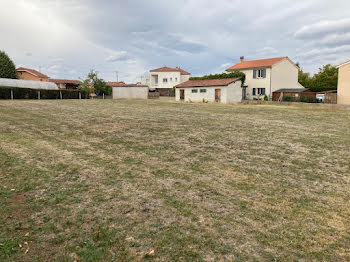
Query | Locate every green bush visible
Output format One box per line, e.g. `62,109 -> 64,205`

282,96 -> 292,102
264,95 -> 268,101
0,86 -> 89,100
190,72 -> 246,87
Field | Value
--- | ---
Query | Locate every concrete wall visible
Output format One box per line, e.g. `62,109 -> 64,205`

175,81 -> 242,103
17,71 -> 49,82
271,59 -> 302,97
112,86 -> 149,99
337,63 -> 350,105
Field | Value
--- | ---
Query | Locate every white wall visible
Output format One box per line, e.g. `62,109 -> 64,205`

239,68 -> 271,100
150,71 -> 182,89
175,81 -> 242,103
112,86 -> 148,99
271,59 -> 302,97
225,81 -> 243,103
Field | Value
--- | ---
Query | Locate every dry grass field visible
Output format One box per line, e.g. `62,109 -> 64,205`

0,99 -> 350,261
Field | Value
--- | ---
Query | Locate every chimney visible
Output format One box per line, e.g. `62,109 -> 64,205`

240,56 -> 244,63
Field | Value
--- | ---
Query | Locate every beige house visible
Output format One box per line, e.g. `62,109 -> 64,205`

141,66 -> 191,96
175,78 -> 242,103
336,60 -> 350,105
226,56 -> 304,100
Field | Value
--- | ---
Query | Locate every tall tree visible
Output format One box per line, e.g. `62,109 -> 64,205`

0,50 -> 17,79
312,64 -> 338,91
298,64 -> 338,91
79,70 -> 112,96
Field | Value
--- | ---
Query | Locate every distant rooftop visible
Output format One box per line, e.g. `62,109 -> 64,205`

150,66 -> 190,75
16,67 -> 49,78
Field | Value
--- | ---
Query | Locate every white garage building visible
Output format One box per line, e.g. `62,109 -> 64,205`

112,84 -> 149,99
175,77 -> 242,103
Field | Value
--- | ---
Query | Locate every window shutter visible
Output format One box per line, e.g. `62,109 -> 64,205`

253,88 -> 256,96
262,69 -> 266,78
253,69 -> 256,79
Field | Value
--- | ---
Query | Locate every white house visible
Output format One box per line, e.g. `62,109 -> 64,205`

226,56 -> 304,100
141,66 -> 191,96
175,78 -> 242,103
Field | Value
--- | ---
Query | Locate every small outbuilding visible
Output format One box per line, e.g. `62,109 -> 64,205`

174,77 -> 242,103
272,88 -> 315,101
112,84 -> 149,99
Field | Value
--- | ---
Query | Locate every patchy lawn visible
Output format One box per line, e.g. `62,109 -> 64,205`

0,99 -> 349,261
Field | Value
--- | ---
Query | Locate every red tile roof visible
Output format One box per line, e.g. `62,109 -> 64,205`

106,81 -> 125,86
16,67 -> 49,78
175,77 -> 241,88
150,66 -> 191,75
49,79 -> 81,84
226,57 -> 288,71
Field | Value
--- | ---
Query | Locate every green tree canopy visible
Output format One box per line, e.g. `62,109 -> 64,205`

298,64 -> 338,92
79,70 -> 112,96
0,50 -> 17,79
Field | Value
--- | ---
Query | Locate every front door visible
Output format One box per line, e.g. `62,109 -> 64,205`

215,89 -> 221,102
180,89 -> 185,100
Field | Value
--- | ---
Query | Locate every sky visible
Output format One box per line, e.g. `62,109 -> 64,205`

1,0 -> 350,83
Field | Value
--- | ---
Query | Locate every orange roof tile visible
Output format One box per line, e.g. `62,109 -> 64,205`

226,57 -> 288,71
150,66 -> 190,75
16,67 -> 49,78
175,77 -> 241,88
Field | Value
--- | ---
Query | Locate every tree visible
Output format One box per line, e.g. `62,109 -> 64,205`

298,64 -> 338,92
298,69 -> 312,88
79,70 -> 112,96
312,64 -> 338,91
0,50 -> 17,79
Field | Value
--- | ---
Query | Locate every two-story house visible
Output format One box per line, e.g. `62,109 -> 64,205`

226,56 -> 304,100
141,66 -> 191,96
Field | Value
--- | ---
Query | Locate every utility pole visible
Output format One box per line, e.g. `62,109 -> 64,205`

115,71 -> 119,82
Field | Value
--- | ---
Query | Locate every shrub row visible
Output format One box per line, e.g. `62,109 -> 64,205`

0,86 -> 89,99
190,72 -> 246,87
282,95 -> 317,103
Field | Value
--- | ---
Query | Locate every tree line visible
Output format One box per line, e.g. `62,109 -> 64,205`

298,64 -> 338,92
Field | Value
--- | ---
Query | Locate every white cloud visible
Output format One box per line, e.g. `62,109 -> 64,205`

294,18 -> 350,40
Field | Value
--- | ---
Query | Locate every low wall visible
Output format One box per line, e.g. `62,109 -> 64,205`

242,100 -> 350,109
112,86 -> 149,99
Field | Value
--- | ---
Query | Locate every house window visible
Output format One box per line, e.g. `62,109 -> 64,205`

192,89 -> 198,93
200,89 -> 207,93
254,69 -> 266,79
252,88 -> 256,96
163,78 -> 168,83
257,88 -> 266,95
175,77 -> 178,82
170,77 -> 172,82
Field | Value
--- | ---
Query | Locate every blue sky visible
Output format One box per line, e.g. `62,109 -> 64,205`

1,0 -> 350,83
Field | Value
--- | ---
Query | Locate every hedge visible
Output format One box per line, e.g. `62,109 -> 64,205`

0,86 -> 89,99
189,72 -> 246,87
